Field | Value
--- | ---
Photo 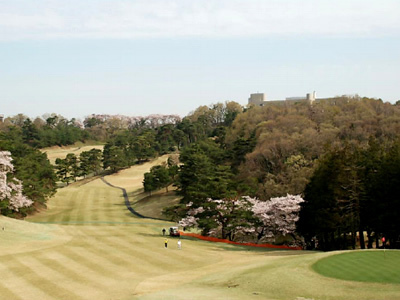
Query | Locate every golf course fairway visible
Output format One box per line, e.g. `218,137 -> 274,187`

0,157 -> 399,299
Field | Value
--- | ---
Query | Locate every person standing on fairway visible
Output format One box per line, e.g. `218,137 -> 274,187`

162,228 -> 166,236
164,238 -> 168,248
177,239 -> 182,250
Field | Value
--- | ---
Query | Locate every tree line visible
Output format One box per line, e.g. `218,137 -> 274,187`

148,97 -> 400,250
3,96 -> 400,250
298,140 -> 400,250
0,103 -> 241,217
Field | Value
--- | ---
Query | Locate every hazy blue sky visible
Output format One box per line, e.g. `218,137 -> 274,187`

1,0 -> 399,120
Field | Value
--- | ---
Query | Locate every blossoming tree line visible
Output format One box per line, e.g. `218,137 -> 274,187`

0,151 -> 33,214
178,195 -> 304,245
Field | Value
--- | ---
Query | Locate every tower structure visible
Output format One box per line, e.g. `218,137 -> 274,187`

248,93 -> 267,106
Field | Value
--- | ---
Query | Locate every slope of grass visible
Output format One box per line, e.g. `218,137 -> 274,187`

313,250 -> 400,284
132,190 -> 180,220
0,216 -> 69,256
0,156 -> 399,300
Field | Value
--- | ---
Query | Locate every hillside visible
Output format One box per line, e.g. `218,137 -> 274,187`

226,97 -> 400,199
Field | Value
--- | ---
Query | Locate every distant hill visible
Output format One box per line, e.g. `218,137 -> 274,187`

225,96 -> 400,199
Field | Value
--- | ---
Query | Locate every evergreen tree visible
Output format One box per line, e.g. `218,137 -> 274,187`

55,158 -> 71,185
143,172 -> 157,195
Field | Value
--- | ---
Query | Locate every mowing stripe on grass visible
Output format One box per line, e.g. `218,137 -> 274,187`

59,245 -> 122,280
37,251 -> 112,293
313,250 -> 400,284
28,254 -> 106,299
81,226 -> 178,270
0,257 -> 50,299
7,255 -> 83,300
0,282 -> 23,300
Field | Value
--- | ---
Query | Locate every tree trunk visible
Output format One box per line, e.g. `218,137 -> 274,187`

257,228 -> 265,243
221,226 -> 226,240
375,235 -> 380,249
351,231 -> 355,249
367,230 -> 373,249
359,229 -> 365,249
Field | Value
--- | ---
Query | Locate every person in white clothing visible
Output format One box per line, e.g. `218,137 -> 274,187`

177,239 -> 182,249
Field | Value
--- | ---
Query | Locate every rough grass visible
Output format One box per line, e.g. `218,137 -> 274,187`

1,157 -> 399,299
133,190 -> 180,220
313,250 -> 400,284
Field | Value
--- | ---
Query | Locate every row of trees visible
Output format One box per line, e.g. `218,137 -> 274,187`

52,102 -> 243,184
54,149 -> 102,184
167,138 -> 400,248
0,114 -> 88,148
178,195 -> 304,244
0,112 -> 187,150
297,140 -> 400,250
101,102 -> 244,173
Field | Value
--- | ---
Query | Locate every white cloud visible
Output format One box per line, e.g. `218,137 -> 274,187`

0,0 -> 399,40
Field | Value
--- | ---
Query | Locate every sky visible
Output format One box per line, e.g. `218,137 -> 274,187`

1,0 -> 399,120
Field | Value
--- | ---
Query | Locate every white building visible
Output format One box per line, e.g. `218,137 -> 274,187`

286,91 -> 316,102
249,91 -> 317,106
248,93 -> 267,106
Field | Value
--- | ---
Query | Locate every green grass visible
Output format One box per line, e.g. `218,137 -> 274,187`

313,250 -> 400,284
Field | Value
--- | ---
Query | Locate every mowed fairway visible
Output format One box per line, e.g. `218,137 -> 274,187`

41,144 -> 104,164
0,159 -> 399,299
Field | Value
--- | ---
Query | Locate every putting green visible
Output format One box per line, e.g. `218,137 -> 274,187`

313,250 -> 400,284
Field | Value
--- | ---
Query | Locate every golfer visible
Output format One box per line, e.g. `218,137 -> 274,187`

164,238 -> 168,248
177,239 -> 182,250
162,228 -> 166,236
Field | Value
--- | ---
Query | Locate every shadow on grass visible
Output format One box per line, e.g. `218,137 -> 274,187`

137,231 -> 181,238
178,235 -> 318,255
217,244 -> 317,256
126,189 -> 146,199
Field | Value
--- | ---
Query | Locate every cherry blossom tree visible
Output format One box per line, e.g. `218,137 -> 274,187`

0,151 -> 33,214
179,197 -> 257,241
178,202 -> 204,228
247,194 -> 304,242
179,194 -> 304,244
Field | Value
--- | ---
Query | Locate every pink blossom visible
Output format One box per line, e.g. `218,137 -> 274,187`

179,194 -> 304,241
0,151 -> 33,212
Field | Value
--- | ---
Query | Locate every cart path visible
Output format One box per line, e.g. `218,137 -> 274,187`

100,176 -> 166,221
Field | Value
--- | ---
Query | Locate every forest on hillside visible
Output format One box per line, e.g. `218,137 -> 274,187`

1,96 -> 400,250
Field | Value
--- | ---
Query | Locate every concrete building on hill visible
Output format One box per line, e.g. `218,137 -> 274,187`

248,91 -> 317,107
248,93 -> 267,106
0,114 -> 4,123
